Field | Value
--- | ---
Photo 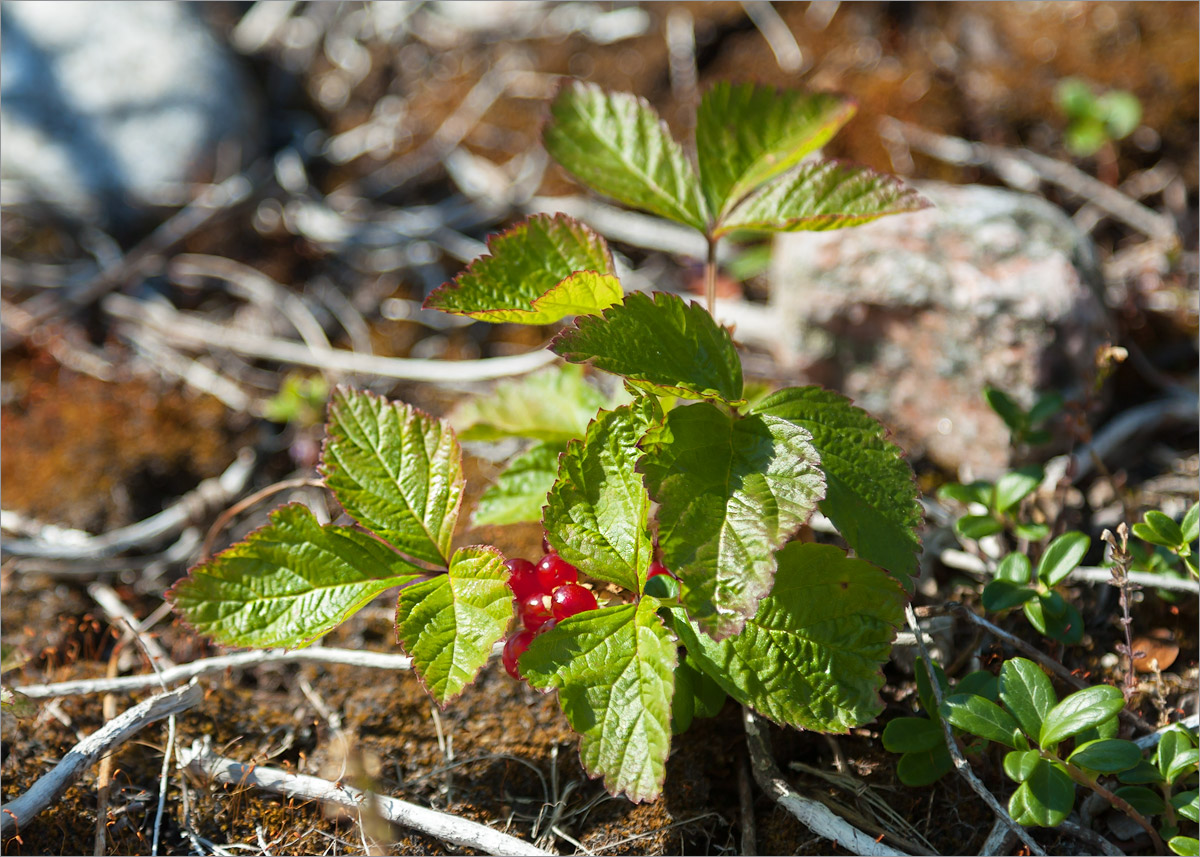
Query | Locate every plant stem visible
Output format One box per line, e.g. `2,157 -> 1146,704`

1102,525 -> 1140,700
704,235 -> 718,316
1049,751 -> 1166,853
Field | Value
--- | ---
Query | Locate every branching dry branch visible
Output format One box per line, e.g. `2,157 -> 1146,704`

0,683 -> 203,837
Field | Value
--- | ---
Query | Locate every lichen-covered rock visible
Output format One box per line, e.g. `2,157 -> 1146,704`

0,0 -> 260,230
769,181 -> 1107,479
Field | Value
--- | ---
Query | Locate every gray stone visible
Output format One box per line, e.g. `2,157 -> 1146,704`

0,0 -> 260,229
769,181 -> 1107,479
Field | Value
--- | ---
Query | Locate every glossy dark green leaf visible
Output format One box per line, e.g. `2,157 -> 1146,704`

994,466 -> 1043,513
543,81 -> 708,230
1172,790 -> 1199,823
1015,522 -> 1051,542
551,291 -> 744,404
1169,836 -> 1200,857
751,386 -> 922,586
1039,684 -> 1125,748
982,580 -> 1036,611
896,746 -> 954,787
1144,511 -> 1185,547
423,214 -> 621,324
984,387 -> 1025,431
640,403 -> 824,639
169,504 -> 422,648
938,481 -> 992,507
1157,725 -> 1198,781
695,82 -> 856,217
999,658 -> 1056,741
956,670 -> 999,702
1118,759 -> 1164,784
997,553 -> 1033,585
1114,785 -> 1166,816
940,693 -> 1021,748
1003,749 -> 1041,783
1182,503 -> 1199,544
1036,531 -> 1090,586
1008,759 -> 1074,827
882,717 -> 943,753
1068,739 -> 1143,773
956,515 -> 1004,540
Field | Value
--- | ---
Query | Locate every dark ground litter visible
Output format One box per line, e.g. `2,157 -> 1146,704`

2,2 -> 1199,856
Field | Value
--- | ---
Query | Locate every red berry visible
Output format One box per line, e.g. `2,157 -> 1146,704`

542,533 -> 555,555
647,561 -> 674,579
536,553 -> 578,590
503,630 -> 534,680
518,593 -> 553,632
505,558 -> 542,599
551,584 -> 598,621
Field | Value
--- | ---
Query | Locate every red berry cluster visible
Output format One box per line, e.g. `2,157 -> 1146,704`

501,539 -> 598,681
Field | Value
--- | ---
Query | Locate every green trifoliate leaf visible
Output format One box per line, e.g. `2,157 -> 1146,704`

449,364 -> 611,444
641,403 -> 824,639
1036,531 -> 1090,587
423,214 -> 621,324
1068,738 -> 1142,773
543,80 -> 708,230
716,160 -> 930,238
940,693 -> 1022,748
673,543 -> 904,731
999,658 -> 1057,741
1039,684 -> 1125,748
752,386 -> 922,585
1008,758 -> 1074,827
472,442 -> 562,527
322,388 -> 463,566
522,598 -> 676,802
882,717 -> 944,754
543,399 -> 660,592
168,504 -> 421,648
552,292 -> 744,405
695,82 -> 856,218
395,546 -> 513,706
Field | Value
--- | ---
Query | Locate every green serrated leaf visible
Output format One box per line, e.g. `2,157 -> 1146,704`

999,659 -> 1057,741
1004,749 -> 1042,783
674,543 -> 904,731
395,546 -> 513,706
1037,531 -> 1091,587
982,580 -> 1037,611
994,466 -> 1043,513
751,386 -> 922,585
940,693 -> 1021,748
956,515 -> 1004,540
522,598 -> 676,802
472,443 -> 562,527
552,291 -> 743,405
1009,759 -> 1074,827
1039,684 -> 1125,748
997,553 -> 1033,585
543,80 -> 708,230
882,717 -> 944,753
543,399 -> 659,592
716,160 -> 930,238
896,746 -> 954,786
425,214 -> 620,324
695,82 -> 856,218
322,388 -> 463,566
641,403 -> 824,639
168,504 -> 421,648
449,364 -> 611,444
1068,738 -> 1143,773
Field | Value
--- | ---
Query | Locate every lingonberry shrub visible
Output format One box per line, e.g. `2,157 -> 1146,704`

170,80 -> 930,801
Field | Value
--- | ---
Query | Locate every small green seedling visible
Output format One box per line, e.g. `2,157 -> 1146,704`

1131,503 -> 1199,579
980,531 -> 1091,645
1056,78 -> 1142,158
882,657 -> 997,786
938,464 -> 1049,543
985,386 -> 1064,448
263,372 -> 330,427
937,657 -> 1197,851
171,80 -> 929,801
